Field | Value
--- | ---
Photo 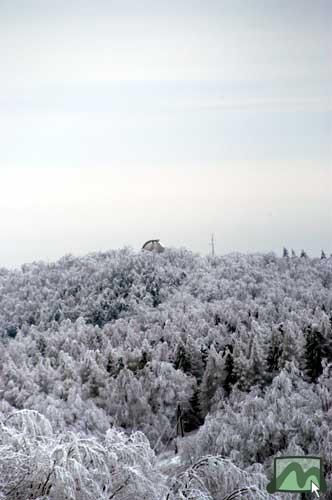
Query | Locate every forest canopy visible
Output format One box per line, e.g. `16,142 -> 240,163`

0,248 -> 331,499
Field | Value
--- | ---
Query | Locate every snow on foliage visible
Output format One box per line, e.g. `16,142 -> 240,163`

0,410 -> 165,499
0,248 -> 331,497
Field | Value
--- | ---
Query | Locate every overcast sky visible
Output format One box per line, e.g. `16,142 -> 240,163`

0,0 -> 331,267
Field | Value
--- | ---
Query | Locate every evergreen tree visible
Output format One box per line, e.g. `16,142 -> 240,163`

174,339 -> 205,430
173,342 -> 191,373
138,351 -> 149,370
214,313 -> 221,325
321,318 -> 332,363
223,346 -> 237,396
105,349 -> 117,375
267,328 -> 283,375
278,325 -> 300,370
304,326 -> 324,382
199,347 -> 223,418
200,344 -> 209,368
247,337 -> 266,388
183,387 -> 204,432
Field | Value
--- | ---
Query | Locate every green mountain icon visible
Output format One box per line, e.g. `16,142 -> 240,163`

267,456 -> 327,494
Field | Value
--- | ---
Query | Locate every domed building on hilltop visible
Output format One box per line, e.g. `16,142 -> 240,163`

142,239 -> 165,253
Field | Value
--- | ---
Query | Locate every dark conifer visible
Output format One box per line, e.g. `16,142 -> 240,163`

304,326 -> 324,382
223,347 -> 237,395
267,329 -> 283,373
174,342 -> 191,373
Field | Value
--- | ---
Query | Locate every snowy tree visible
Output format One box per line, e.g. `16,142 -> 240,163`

167,456 -> 273,500
0,410 -> 166,500
0,247 -> 331,497
222,345 -> 237,396
304,325 -> 324,382
199,347 -> 224,417
267,327 -> 283,375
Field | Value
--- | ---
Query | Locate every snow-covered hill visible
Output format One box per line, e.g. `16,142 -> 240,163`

0,248 -> 331,498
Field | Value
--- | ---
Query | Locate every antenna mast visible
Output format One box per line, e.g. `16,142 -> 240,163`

211,233 -> 215,257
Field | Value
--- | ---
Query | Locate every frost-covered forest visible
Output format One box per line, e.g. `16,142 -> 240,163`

0,248 -> 331,499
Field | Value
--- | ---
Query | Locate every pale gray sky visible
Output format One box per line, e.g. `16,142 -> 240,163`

0,0 -> 331,267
